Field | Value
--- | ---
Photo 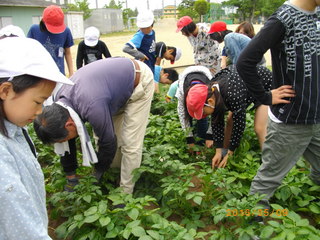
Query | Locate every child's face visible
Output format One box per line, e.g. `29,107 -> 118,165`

159,71 -> 173,85
140,26 -> 153,35
1,79 -> 56,127
163,50 -> 175,62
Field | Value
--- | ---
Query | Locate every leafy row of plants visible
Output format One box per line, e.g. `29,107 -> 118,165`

30,89 -> 320,239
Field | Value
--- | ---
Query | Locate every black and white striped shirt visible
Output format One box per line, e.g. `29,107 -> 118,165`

237,2 -> 320,124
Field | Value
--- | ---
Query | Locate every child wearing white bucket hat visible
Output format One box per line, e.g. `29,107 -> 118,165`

76,26 -> 111,69
123,10 -> 156,73
0,36 -> 73,239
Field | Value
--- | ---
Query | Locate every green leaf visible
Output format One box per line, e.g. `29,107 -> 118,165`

84,214 -> 99,223
270,204 -> 284,210
83,195 -> 92,203
279,186 -> 291,201
99,216 -> 111,227
146,230 -> 160,239
123,228 -> 131,239
284,229 -> 295,240
289,186 -> 301,196
105,229 -> 118,238
226,177 -> 236,184
309,203 -> 320,214
267,220 -> 280,228
139,236 -> 153,240
298,219 -> 311,228
260,226 -> 274,238
132,226 -> 146,237
193,196 -> 202,205
84,206 -> 98,216
128,208 -> 139,220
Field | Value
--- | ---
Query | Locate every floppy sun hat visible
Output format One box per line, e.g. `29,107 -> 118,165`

186,84 -> 209,120
84,26 -> 100,47
207,21 -> 227,34
42,5 -> 66,34
136,10 -> 154,28
171,47 -> 182,64
0,25 -> 25,38
176,16 -> 193,33
0,37 -> 73,86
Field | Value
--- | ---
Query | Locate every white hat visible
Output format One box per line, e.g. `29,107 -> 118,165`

84,26 -> 100,47
0,37 -> 73,85
136,10 -> 154,28
172,47 -> 182,64
0,25 -> 25,38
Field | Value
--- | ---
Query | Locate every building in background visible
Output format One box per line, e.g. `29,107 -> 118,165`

84,8 -> 124,34
163,5 -> 178,18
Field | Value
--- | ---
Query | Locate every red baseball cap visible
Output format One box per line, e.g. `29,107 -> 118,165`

207,21 -> 227,34
42,5 -> 66,34
176,16 -> 193,33
186,84 -> 209,120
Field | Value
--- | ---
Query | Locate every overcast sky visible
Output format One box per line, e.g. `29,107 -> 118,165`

86,0 -> 183,11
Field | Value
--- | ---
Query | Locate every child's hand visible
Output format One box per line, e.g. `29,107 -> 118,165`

205,140 -> 213,148
140,55 -> 149,62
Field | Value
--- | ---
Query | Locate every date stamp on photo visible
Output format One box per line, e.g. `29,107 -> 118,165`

225,208 -> 289,217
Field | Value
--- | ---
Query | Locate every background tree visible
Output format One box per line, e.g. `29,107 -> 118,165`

194,0 -> 210,22
223,0 -> 285,22
66,0 -> 92,20
122,8 -> 138,29
177,0 -> 199,20
104,0 -> 123,9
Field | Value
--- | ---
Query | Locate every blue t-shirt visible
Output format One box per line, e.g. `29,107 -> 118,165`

27,24 -> 74,75
154,65 -> 161,83
166,80 -> 179,101
126,30 -> 156,73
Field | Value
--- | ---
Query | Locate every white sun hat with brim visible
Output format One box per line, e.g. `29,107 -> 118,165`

0,25 -> 25,38
171,47 -> 182,64
84,26 -> 100,47
136,10 -> 154,28
0,37 -> 73,86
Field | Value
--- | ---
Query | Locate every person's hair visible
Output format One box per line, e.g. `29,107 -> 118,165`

209,30 -> 232,43
0,75 -> 43,137
33,103 -> 70,144
206,82 -> 226,124
163,68 -> 179,82
181,22 -> 197,36
235,21 -> 255,38
39,20 -> 48,32
167,46 -> 176,58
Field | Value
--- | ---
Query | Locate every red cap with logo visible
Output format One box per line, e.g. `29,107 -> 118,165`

42,5 -> 66,34
176,16 -> 193,33
207,21 -> 227,34
186,84 -> 209,120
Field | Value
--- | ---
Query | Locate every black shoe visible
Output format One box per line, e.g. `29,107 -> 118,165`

64,177 -> 79,192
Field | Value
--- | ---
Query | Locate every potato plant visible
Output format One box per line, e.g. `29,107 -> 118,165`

30,89 -> 320,240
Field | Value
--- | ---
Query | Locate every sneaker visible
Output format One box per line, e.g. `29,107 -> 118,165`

64,177 -> 79,192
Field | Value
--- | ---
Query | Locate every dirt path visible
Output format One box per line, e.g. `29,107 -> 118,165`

70,18 -> 271,73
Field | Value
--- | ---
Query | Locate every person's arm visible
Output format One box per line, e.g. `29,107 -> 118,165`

0,145 -> 51,239
65,47 -> 74,77
86,100 -> 117,173
101,41 -> 111,58
76,42 -> 84,70
123,31 -> 148,61
236,17 -> 285,105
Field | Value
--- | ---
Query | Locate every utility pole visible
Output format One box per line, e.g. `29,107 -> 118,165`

147,0 -> 150,10
95,0 -> 98,8
174,0 -> 176,19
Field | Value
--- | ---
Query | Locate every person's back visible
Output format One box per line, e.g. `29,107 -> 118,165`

224,32 -> 251,64
57,57 -> 135,117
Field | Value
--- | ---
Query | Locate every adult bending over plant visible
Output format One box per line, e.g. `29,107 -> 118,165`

185,65 -> 272,169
